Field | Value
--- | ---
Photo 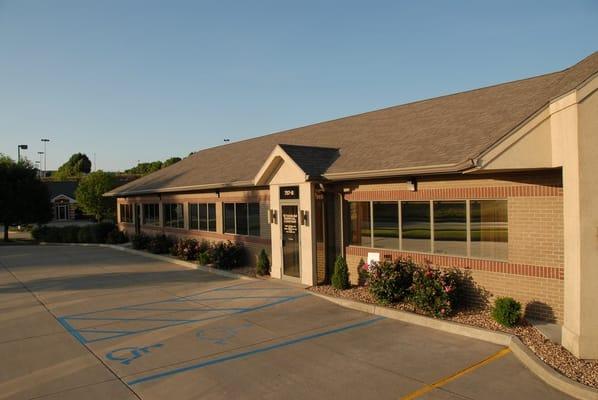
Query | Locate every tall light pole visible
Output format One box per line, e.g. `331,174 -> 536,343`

41,139 -> 50,177
17,144 -> 28,162
37,152 -> 44,175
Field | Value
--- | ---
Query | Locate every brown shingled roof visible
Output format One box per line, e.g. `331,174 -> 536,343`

107,52 -> 598,196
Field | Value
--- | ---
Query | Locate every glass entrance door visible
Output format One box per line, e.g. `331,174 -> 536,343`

281,205 -> 300,278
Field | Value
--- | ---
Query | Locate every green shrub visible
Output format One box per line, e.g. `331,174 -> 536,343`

62,226 -> 81,243
77,226 -> 91,243
91,222 -> 116,243
256,249 -> 270,276
30,223 -> 116,244
357,258 -> 368,286
331,255 -> 350,290
198,239 -> 211,254
367,258 -> 416,303
105,229 -> 127,244
170,238 -> 200,260
132,233 -> 151,250
410,265 -> 457,317
31,226 -> 44,241
147,235 -> 173,254
197,250 -> 212,266
211,241 -> 244,270
492,297 -> 522,327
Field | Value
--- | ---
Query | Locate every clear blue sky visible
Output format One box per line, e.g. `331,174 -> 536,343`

1,0 -> 597,171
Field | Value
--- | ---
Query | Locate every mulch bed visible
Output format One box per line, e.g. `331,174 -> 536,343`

309,284 -> 598,389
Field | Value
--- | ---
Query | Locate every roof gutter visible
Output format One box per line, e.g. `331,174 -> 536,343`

320,159 -> 476,181
103,180 -> 256,197
106,161 -> 479,197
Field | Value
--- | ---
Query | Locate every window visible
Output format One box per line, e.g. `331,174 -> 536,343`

189,203 -> 216,232
401,202 -> 431,253
349,202 -> 371,247
248,203 -> 260,236
349,198 -> 508,261
433,201 -> 467,256
142,204 -> 159,226
163,203 -> 184,228
236,203 -> 248,235
224,203 -> 236,234
120,204 -> 133,223
223,202 -> 260,236
470,200 -> 508,260
373,202 -> 399,249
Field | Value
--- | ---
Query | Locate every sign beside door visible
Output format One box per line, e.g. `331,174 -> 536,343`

281,205 -> 300,278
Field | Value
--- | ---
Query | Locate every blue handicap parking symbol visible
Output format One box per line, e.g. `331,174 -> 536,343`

106,343 -> 164,365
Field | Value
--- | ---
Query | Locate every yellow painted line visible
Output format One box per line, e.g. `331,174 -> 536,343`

400,347 -> 512,400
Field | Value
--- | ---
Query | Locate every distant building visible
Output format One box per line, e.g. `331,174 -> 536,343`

46,181 -> 79,221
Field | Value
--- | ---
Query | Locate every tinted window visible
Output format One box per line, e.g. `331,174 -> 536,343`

208,203 -> 216,232
143,204 -> 159,226
349,202 -> 371,247
248,203 -> 260,236
198,204 -> 208,231
236,203 -> 248,235
189,203 -> 199,230
224,203 -> 235,233
401,202 -> 431,252
433,201 -> 467,256
373,202 -> 399,249
470,200 -> 508,260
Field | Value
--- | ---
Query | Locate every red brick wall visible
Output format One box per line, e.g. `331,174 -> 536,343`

342,171 -> 564,322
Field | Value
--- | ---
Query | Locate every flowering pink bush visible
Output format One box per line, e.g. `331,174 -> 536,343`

359,257 -> 465,317
410,265 -> 458,317
367,258 -> 417,304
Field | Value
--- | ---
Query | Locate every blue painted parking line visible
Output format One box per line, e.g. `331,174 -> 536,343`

59,290 -> 309,344
127,317 -> 385,386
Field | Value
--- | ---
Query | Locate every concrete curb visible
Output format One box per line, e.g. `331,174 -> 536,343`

509,337 -> 598,400
308,290 -> 598,400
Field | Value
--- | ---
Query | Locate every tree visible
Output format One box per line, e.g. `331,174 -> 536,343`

75,171 -> 116,222
124,157 -> 181,176
0,156 -> 52,241
163,157 -> 182,167
331,255 -> 350,290
54,153 -> 92,180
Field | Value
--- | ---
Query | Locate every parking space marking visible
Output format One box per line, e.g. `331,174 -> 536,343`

57,281 -> 309,344
400,347 -> 511,400
127,316 -> 385,386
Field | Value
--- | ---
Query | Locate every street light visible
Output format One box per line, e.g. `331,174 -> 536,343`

17,144 -> 28,162
37,152 -> 44,172
41,139 -> 50,177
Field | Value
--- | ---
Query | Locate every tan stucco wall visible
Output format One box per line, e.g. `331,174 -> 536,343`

560,78 -> 598,358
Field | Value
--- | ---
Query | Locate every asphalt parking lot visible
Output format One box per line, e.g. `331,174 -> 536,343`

0,246 -> 571,400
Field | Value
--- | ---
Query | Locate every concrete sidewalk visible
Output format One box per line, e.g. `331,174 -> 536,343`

0,246 -> 572,399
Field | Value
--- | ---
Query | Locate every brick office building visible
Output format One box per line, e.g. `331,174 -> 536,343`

107,52 -> 598,359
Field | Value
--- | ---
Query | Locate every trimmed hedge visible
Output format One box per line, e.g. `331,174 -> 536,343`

31,223 -> 122,244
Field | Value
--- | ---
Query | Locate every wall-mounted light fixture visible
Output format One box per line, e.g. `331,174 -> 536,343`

407,178 -> 417,192
300,210 -> 309,226
268,209 -> 277,224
